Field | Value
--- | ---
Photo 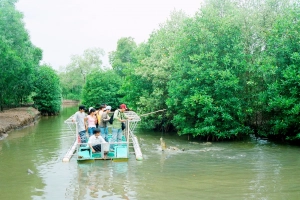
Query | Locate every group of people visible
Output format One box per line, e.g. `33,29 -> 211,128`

72,103 -> 132,153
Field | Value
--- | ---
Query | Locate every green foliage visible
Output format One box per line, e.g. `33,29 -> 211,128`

260,6 -> 300,140
81,70 -> 122,109
59,48 -> 105,100
119,11 -> 189,130
59,70 -> 82,100
109,37 -> 137,77
33,65 -> 62,115
0,0 -> 42,110
166,2 -> 252,140
1,0 -> 298,142
114,0 -> 300,142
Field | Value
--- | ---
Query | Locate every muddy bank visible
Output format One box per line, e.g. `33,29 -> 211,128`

0,107 -> 40,139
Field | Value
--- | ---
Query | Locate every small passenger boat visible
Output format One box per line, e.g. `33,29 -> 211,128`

63,111 -> 143,162
77,133 -> 129,162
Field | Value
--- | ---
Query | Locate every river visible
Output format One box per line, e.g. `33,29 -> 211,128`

0,106 -> 299,200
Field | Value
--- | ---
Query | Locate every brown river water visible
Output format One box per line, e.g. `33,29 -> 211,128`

0,106 -> 299,200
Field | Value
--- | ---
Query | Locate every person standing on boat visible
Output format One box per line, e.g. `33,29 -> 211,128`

94,104 -> 100,128
72,105 -> 88,145
95,104 -> 105,128
85,108 -> 97,137
99,105 -> 111,142
88,128 -> 107,153
110,104 -> 132,151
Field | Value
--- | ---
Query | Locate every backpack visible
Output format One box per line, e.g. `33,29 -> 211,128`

109,112 -> 114,124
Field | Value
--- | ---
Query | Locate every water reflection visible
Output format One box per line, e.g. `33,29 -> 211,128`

247,140 -> 284,199
72,161 -> 132,199
0,123 -> 46,200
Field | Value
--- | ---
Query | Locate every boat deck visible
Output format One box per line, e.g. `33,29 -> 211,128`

63,111 -> 143,162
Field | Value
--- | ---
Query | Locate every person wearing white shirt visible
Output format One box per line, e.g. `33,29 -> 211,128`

72,105 -> 87,145
88,128 -> 108,153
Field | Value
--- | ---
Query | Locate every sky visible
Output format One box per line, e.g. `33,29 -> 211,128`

16,0 -> 202,70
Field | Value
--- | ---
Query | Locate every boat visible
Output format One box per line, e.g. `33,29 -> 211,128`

76,134 -> 128,162
63,111 -> 143,162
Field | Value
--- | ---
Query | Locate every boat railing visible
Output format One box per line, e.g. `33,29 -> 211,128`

77,141 -> 129,159
63,110 -> 143,162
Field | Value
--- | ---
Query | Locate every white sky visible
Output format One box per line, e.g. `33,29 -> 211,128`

16,0 -> 202,70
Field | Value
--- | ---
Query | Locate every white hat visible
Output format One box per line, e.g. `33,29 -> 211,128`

105,106 -> 111,110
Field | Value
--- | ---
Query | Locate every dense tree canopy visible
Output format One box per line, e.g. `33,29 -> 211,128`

43,0 -> 300,142
0,0 -> 42,111
167,2 -> 250,139
106,0 -> 300,142
109,37 -> 137,77
81,70 -> 122,109
33,65 -> 62,115
59,48 -> 105,100
261,6 -> 300,141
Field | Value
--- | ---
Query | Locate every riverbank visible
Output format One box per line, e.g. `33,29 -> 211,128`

0,107 -> 40,140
